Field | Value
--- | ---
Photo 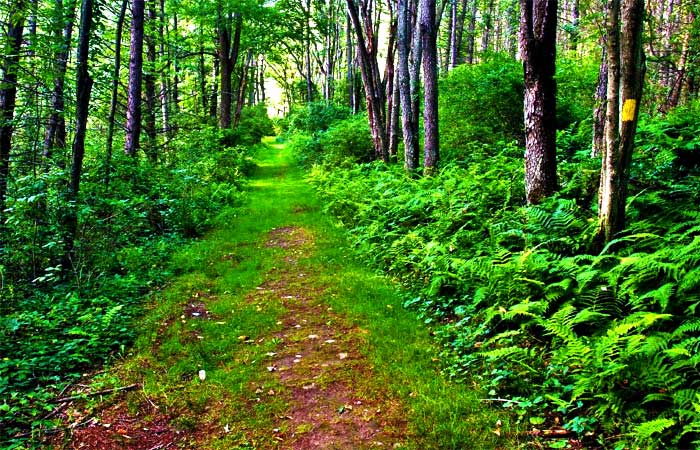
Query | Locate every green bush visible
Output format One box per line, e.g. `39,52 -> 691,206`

439,55 -> 524,158
0,124 -> 258,446
290,113 -> 373,167
286,101 -> 351,134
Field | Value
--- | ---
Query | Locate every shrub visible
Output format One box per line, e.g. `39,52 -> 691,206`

439,54 -> 524,158
285,101 -> 351,134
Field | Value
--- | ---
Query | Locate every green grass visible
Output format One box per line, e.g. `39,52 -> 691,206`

72,137 -> 522,449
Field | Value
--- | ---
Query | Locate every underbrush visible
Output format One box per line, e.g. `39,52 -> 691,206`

305,105 -> 700,448
0,126 -> 258,447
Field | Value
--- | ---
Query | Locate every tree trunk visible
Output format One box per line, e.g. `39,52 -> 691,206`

44,0 -> 77,159
210,57 -> 219,122
592,45 -> 607,157
64,0 -> 95,270
0,1 -> 26,227
346,15 -> 356,112
596,0 -> 645,244
104,0 -> 128,185
398,0 -> 419,171
218,12 -> 242,129
389,65 -> 401,160
520,0 -> 558,204
410,0 -> 423,147
305,0 -> 314,102
158,0 -> 170,138
234,50 -> 253,128
144,4 -> 158,161
346,0 -> 389,162
172,11 -> 180,117
481,0 -> 495,54
125,0 -> 145,156
465,0 -> 477,63
421,0 -> 439,173
449,0 -> 459,69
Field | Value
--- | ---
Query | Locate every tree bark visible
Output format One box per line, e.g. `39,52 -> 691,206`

520,0 -> 558,204
346,0 -> 389,162
44,0 -> 77,159
158,0 -> 170,138
448,0 -> 459,69
597,0 -> 645,244
218,12 -> 242,129
125,0 -> 145,156
421,0 -> 439,173
104,0 -> 128,185
592,45 -> 607,157
398,0 -> 419,171
234,50 -> 253,128
144,4 -> 158,161
0,1 -> 26,227
64,0 -> 95,270
346,15 -> 356,112
481,0 -> 495,54
465,0 -> 477,63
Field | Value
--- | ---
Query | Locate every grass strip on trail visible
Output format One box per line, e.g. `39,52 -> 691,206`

49,138 -> 521,449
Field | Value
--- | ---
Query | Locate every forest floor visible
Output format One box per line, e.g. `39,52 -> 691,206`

47,139 -> 519,449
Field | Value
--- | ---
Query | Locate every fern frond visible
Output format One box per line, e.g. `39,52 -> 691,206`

633,417 -> 676,440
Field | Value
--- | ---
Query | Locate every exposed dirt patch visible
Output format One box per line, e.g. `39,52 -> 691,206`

49,398 -> 187,450
265,226 -> 311,249
255,225 -> 407,449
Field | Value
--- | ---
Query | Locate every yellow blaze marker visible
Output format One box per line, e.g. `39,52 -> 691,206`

622,99 -> 637,122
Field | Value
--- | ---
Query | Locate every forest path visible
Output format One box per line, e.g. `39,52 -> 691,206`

54,139 -> 508,449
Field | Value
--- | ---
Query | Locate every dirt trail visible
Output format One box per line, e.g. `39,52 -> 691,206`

259,226 -> 406,449
52,143 -> 412,449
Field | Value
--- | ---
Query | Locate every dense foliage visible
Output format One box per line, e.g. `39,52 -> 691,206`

300,60 -> 700,448
0,127 -> 258,446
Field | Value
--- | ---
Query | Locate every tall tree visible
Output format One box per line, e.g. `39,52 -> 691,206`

218,11 -> 242,129
346,0 -> 389,162
144,3 -> 158,160
125,0 -> 145,156
520,0 -> 558,204
43,0 -> 77,159
421,0 -> 439,173
597,0 -> 645,244
64,0 -> 95,268
0,1 -> 26,226
105,0 -> 129,184
398,0 -> 419,171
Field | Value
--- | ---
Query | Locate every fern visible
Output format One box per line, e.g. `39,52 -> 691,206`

633,418 -> 676,440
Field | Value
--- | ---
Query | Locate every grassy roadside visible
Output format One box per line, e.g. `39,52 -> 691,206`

50,137 -> 523,449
